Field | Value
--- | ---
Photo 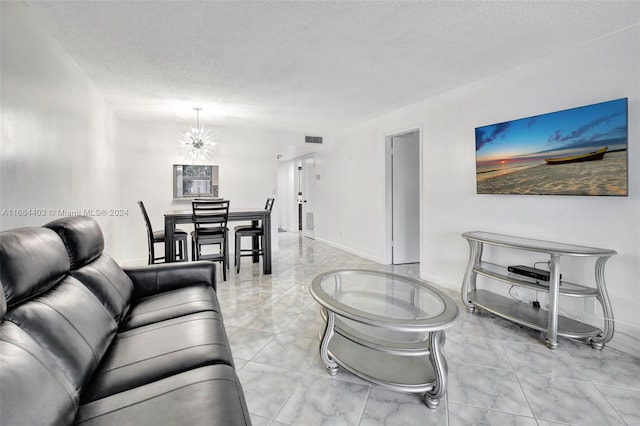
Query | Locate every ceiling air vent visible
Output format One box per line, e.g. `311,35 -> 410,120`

305,136 -> 323,144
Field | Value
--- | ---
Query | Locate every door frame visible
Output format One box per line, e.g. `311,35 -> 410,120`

383,126 -> 423,265
301,153 -> 316,239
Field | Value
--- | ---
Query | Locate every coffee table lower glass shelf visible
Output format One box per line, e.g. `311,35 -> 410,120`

310,269 -> 459,408
325,316 -> 443,395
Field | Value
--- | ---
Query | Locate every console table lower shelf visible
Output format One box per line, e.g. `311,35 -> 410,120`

469,289 -> 603,339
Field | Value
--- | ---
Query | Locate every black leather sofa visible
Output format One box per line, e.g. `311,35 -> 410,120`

0,216 -> 252,425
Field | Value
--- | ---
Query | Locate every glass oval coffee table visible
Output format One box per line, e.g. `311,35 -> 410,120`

310,269 -> 459,408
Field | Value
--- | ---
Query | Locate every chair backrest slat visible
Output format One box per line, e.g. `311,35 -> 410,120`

192,199 -> 230,234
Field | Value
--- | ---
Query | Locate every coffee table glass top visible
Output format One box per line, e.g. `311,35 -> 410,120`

311,269 -> 459,331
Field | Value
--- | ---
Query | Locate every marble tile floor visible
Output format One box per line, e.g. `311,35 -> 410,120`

214,231 -> 640,426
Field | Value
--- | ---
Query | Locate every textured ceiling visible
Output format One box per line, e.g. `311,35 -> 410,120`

25,1 -> 640,133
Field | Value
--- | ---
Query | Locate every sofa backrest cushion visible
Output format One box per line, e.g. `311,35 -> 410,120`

0,227 -> 70,307
72,254 -> 134,324
45,216 -> 104,270
0,321 -> 79,426
44,216 -> 135,323
6,275 -> 117,394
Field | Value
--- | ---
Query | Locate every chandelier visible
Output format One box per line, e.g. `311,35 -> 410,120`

179,107 -> 216,163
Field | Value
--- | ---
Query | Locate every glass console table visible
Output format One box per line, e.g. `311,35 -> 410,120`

461,231 -> 616,349
310,269 -> 459,408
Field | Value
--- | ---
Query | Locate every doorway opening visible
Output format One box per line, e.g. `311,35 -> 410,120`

385,129 -> 421,264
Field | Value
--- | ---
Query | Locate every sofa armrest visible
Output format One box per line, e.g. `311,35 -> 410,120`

123,261 -> 217,299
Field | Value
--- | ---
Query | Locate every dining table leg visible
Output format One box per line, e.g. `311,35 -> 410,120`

263,212 -> 271,274
164,215 -> 176,262
251,220 -> 260,263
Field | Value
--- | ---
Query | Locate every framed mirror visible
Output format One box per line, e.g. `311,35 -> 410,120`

173,164 -> 219,199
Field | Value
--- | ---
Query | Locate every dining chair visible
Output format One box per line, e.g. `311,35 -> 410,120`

137,200 -> 188,264
234,198 -> 274,273
191,199 -> 230,281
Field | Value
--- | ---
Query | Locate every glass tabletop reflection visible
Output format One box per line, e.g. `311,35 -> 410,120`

311,269 -> 458,331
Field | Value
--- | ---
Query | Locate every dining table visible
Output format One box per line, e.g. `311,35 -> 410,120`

164,207 -> 272,274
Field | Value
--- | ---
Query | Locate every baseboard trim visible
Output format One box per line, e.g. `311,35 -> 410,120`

314,236 -> 383,264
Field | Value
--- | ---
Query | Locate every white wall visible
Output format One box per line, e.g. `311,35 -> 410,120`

0,2 -> 121,248
318,26 -> 640,355
315,123 -> 387,258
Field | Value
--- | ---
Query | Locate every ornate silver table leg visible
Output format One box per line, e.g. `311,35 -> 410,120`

319,310 -> 338,375
461,240 -> 481,313
545,254 -> 561,349
424,330 -> 447,408
590,255 -> 615,349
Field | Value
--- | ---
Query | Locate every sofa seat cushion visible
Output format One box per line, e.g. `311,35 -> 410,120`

82,311 -> 234,403
120,285 -> 221,331
75,364 -> 251,426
